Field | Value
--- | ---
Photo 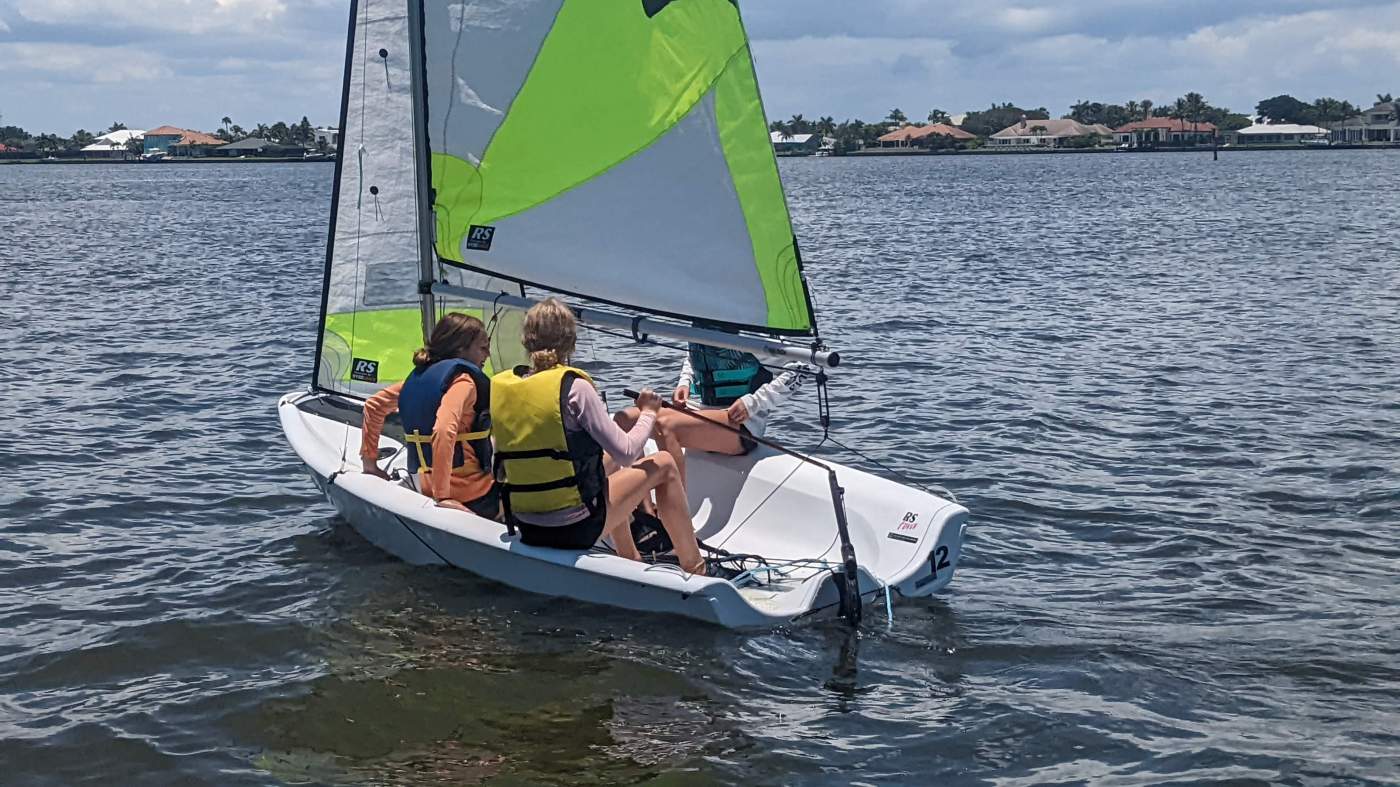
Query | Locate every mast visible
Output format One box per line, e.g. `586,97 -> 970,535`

406,0 -> 436,343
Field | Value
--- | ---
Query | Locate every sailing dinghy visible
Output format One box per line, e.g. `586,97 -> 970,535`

279,0 -> 967,628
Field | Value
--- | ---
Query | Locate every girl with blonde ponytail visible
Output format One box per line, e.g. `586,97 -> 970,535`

494,298 -> 705,574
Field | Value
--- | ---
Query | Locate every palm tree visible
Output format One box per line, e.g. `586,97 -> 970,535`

816,115 -> 836,137
1126,100 -> 1141,121
885,108 -> 907,125
1377,93 -> 1394,104
927,108 -> 949,124
107,122 -> 128,133
221,116 -> 233,135
1140,99 -> 1154,120
1184,92 -> 1207,143
1169,97 -> 1189,144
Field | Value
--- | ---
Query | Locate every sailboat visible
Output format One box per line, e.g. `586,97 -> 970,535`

278,0 -> 967,628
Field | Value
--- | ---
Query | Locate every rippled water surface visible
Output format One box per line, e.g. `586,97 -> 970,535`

3,151 -> 1399,785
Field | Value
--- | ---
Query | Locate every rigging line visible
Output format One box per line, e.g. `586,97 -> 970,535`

819,431 -> 959,504
391,513 -> 454,567
340,0 -> 374,467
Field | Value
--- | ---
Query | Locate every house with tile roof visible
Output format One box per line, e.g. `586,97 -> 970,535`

987,118 -> 1112,148
168,130 -> 226,158
1112,118 -> 1217,148
143,126 -> 224,157
878,123 -> 976,149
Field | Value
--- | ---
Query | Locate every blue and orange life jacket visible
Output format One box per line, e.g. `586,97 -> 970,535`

398,358 -> 492,477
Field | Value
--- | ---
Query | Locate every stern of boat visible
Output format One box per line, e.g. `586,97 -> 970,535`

891,504 -> 967,598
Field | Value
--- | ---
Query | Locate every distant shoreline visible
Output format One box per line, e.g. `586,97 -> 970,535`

5,144 -> 1396,166
0,157 -> 333,166
789,142 -> 1400,158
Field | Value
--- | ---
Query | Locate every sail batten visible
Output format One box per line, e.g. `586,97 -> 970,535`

422,0 -> 816,335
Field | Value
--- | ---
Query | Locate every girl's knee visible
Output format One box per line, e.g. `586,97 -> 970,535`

648,451 -> 679,479
613,407 -> 638,430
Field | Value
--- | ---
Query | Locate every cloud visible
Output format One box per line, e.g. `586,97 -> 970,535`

749,1 -> 1400,121
11,0 -> 288,34
2,0 -> 1399,134
994,6 -> 1058,34
0,41 -> 171,82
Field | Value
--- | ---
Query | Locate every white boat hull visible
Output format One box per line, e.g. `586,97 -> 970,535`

279,391 -> 967,628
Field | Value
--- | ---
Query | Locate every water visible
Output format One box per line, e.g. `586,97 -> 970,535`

2,151 -> 1398,785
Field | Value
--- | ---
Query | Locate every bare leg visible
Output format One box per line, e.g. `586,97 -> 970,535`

602,453 -> 704,574
653,407 -> 745,482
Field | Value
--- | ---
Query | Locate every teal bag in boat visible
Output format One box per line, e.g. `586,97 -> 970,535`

688,344 -> 772,406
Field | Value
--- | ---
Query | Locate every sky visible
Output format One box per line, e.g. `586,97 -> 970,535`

1,0 -> 1398,135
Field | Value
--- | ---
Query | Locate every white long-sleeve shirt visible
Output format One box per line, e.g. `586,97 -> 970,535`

676,355 -> 813,438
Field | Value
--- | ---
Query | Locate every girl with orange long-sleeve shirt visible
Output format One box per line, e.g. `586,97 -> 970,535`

360,313 -> 498,519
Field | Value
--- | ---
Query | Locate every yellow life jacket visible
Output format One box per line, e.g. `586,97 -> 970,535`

490,364 -> 606,520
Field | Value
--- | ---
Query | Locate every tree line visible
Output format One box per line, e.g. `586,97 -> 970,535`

768,91 -> 1395,152
0,115 -> 329,154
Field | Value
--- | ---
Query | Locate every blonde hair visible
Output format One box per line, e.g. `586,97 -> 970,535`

522,297 -> 577,372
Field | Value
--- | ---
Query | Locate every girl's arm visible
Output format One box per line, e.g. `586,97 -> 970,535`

736,362 -> 813,422
570,379 -> 655,466
360,382 -> 404,474
675,353 -> 695,403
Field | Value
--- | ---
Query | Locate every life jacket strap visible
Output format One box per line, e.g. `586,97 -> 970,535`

406,430 -> 492,476
405,430 -> 431,470
496,447 -> 573,461
405,430 -> 490,443
499,476 -> 580,494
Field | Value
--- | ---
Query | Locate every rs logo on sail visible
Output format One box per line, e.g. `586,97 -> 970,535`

466,225 -> 495,251
351,358 -> 379,383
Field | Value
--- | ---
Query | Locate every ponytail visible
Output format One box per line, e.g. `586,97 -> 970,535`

522,298 -> 577,372
529,348 -> 560,372
414,312 -> 486,370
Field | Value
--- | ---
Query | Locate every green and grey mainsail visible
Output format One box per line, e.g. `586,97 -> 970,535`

422,0 -> 815,335
315,0 -> 525,397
